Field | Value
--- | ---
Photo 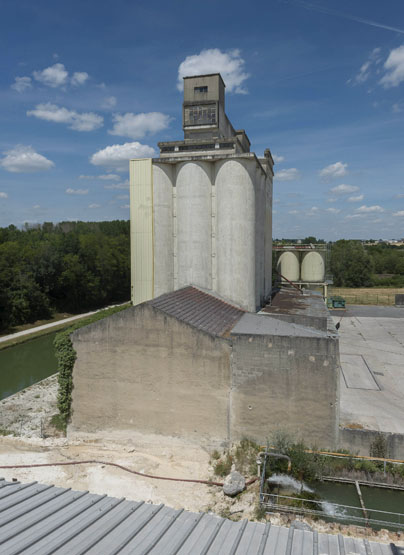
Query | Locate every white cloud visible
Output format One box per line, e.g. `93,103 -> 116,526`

288,209 -> 299,215
272,154 -> 284,163
88,203 -> 101,208
11,76 -> 32,93
330,184 -> 359,194
109,112 -> 171,139
345,214 -> 365,219
307,206 -> 319,216
99,174 -> 120,181
0,145 -> 54,173
79,173 -> 120,181
275,168 -> 300,181
177,48 -> 249,94
348,194 -> 364,202
90,142 -> 155,171
104,181 -> 129,190
33,204 -> 40,209
395,193 -> 404,198
0,192 -> 8,198
319,161 -> 348,180
71,71 -> 89,86
33,63 -> 68,88
356,204 -> 384,213
116,194 -> 129,200
27,103 -> 103,132
352,47 -> 382,84
66,188 -> 89,195
120,204 -> 130,209
102,96 -> 117,109
393,210 -> 404,216
326,207 -> 341,214
380,45 -> 404,88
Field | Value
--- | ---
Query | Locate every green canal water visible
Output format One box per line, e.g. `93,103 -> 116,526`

315,481 -> 404,529
0,333 -> 58,400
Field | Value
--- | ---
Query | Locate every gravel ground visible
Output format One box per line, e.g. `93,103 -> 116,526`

0,374 -> 59,437
0,379 -> 402,546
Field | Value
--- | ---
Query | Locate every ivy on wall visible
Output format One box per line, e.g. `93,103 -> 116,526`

54,304 -> 130,423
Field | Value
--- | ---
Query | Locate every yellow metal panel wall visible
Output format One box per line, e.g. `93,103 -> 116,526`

130,158 -> 154,305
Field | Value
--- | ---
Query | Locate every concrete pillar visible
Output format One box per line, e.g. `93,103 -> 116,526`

215,158 -> 255,311
264,175 -> 273,299
176,161 -> 212,290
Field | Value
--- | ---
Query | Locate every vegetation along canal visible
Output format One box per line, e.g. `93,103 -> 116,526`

0,332 -> 58,400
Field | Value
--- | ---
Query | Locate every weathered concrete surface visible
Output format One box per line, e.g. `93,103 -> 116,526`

261,289 -> 329,331
71,289 -> 340,451
339,427 -> 404,460
337,309 -> 404,458
70,305 -> 231,443
230,314 -> 340,449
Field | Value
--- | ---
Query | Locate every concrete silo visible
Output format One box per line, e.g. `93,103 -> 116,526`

277,251 -> 300,282
130,73 -> 274,312
301,251 -> 325,283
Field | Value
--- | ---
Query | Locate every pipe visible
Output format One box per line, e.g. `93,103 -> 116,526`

257,451 -> 291,473
0,459 -> 258,489
274,269 -> 304,295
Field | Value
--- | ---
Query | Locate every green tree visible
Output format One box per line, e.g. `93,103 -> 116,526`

331,240 -> 374,287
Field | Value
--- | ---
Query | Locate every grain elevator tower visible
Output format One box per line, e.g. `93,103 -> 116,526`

130,73 -> 274,312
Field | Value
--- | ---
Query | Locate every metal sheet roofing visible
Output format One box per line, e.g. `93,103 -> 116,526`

0,477 -> 397,554
149,286 -> 245,337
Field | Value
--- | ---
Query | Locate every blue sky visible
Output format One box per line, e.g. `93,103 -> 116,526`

1,0 -> 404,240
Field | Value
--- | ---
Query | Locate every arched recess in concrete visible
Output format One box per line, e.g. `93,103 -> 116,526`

153,163 -> 174,296
176,161 -> 212,290
215,158 -> 256,311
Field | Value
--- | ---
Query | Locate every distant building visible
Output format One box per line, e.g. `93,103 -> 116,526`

129,73 -> 273,312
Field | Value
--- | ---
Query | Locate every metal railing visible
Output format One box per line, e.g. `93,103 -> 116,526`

260,492 -> 404,529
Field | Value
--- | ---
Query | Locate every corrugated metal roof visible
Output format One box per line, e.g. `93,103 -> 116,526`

149,286 -> 245,337
0,477 -> 396,554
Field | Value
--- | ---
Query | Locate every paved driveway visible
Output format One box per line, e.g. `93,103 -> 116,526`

335,307 -> 404,434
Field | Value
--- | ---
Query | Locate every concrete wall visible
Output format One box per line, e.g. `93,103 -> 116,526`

230,332 -> 340,448
70,305 -> 231,443
71,304 -> 340,450
339,427 -> 404,460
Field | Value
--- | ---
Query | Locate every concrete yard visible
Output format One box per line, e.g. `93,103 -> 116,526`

334,306 -> 404,435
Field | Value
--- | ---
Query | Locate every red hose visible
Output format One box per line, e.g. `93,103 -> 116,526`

0,460 -> 258,488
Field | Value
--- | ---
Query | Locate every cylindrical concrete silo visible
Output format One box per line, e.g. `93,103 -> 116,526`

277,251 -> 300,282
176,161 -> 212,290
215,158 -> 256,311
153,163 -> 174,296
301,251 -> 325,282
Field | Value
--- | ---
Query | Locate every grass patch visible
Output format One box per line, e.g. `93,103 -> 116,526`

0,427 -> 14,436
330,287 -> 404,306
50,414 -> 67,433
212,438 -> 261,477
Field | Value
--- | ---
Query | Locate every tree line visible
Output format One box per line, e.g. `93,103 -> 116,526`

0,221 -> 130,333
